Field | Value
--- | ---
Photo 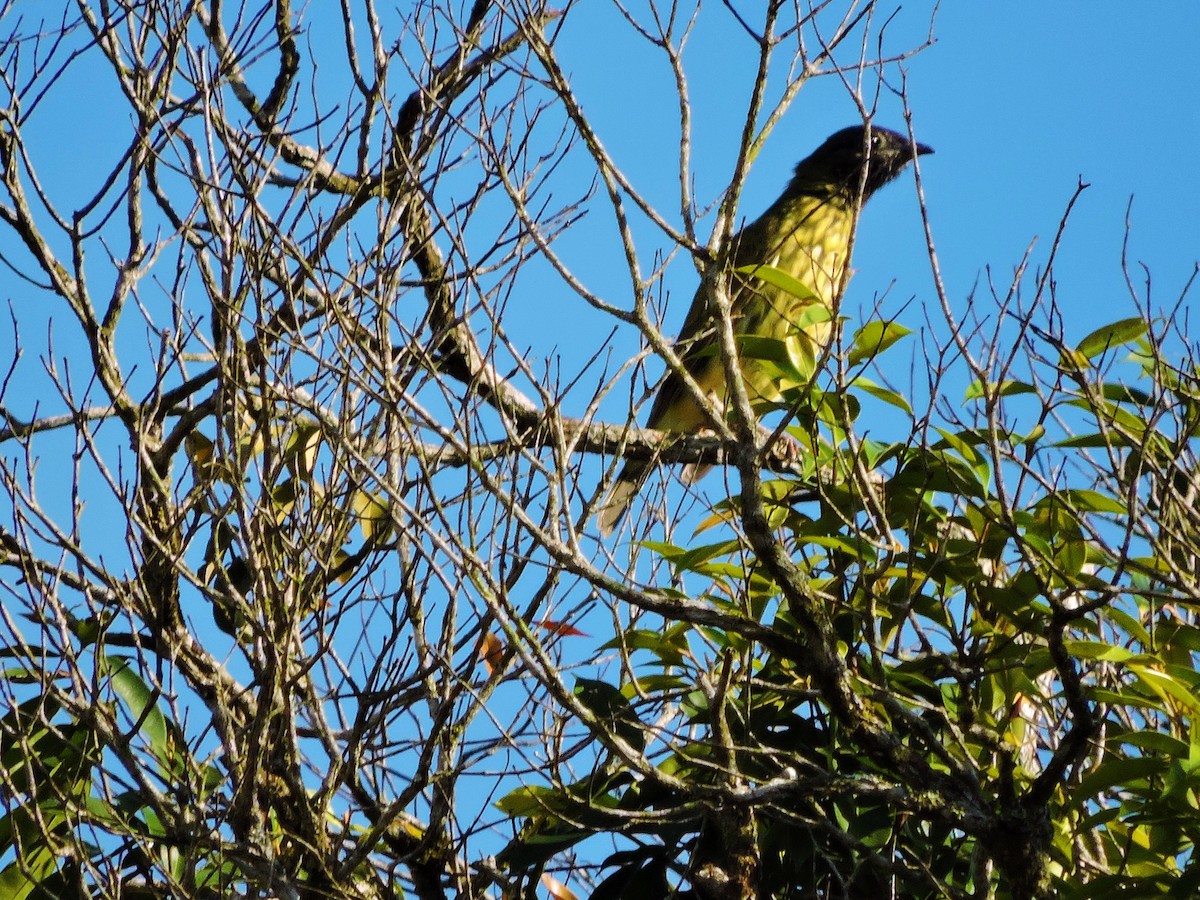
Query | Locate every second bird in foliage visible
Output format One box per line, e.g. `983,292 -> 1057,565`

598,124 -> 932,535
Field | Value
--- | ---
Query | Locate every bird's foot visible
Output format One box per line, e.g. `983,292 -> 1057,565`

760,426 -> 802,470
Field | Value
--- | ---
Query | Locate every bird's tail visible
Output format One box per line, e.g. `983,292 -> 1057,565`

596,462 -> 648,536
597,461 -> 713,536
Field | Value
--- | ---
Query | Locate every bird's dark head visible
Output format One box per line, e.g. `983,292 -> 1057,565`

793,124 -> 933,201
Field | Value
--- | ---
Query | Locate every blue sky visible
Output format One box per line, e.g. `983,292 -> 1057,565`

914,7 -> 1199,320
4,4 -> 1197,427
536,3 -> 1199,385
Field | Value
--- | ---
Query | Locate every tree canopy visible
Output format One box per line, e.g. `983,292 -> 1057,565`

1,3 -> 1198,899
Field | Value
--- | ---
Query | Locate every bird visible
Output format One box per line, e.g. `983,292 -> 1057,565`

597,124 -> 932,535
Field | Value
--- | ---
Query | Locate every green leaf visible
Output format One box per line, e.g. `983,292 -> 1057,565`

103,657 -> 189,783
850,375 -> 913,415
1019,424 -> 1046,445
283,421 -> 322,479
847,320 -> 911,367
1117,730 -> 1189,758
1057,489 -> 1127,515
352,489 -> 391,542
1055,432 -> 1137,449
631,674 -> 690,692
574,678 -> 645,751
1076,317 -> 1150,360
1071,756 -> 1166,809
932,429 -> 991,492
104,659 -> 168,757
803,533 -> 878,560
1064,395 -> 1153,436
659,540 -> 741,577
734,264 -> 819,301
791,303 -> 835,331
811,388 -> 861,427
183,431 -> 216,476
602,626 -> 690,668
495,784 -> 560,818
0,844 -> 59,900
1128,664 -> 1200,717
270,477 -> 298,521
736,334 -> 796,367
1100,382 -> 1155,406
1106,606 -> 1152,646
1026,500 -> 1087,577
1063,640 -> 1137,663
964,379 -> 1037,401
934,427 -> 987,467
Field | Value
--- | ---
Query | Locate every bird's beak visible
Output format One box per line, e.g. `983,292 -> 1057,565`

914,141 -> 934,157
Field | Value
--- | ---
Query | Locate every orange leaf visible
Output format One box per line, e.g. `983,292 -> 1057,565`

480,632 -> 505,674
540,874 -> 578,900
536,619 -> 588,638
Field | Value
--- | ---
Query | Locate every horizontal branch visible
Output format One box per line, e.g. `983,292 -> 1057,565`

0,404 -> 121,443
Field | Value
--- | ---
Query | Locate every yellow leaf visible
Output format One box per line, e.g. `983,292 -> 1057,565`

352,489 -> 391,542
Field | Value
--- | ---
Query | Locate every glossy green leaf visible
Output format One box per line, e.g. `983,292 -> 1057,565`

1076,317 -> 1150,360
847,320 -> 911,367
1063,640 -> 1137,663
574,678 -> 645,751
964,379 -> 1037,401
734,263 -> 819,301
850,375 -> 913,414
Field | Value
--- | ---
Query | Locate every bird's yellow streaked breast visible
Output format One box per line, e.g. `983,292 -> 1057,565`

596,125 -> 930,535
729,193 -> 855,406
